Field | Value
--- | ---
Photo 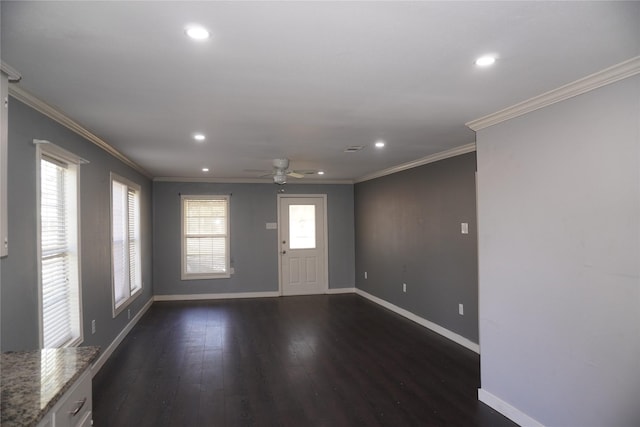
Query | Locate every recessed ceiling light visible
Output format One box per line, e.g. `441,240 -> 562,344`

193,133 -> 206,141
375,140 -> 386,148
344,145 -> 364,153
475,55 -> 496,67
202,167 -> 209,172
317,171 -> 325,175
185,25 -> 210,40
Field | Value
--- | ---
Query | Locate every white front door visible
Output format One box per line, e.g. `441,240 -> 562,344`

278,195 -> 328,296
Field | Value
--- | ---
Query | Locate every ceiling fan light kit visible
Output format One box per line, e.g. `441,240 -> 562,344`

268,158 -> 309,185
273,158 -> 290,170
273,173 -> 287,185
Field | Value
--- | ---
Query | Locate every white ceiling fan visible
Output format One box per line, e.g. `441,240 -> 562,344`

261,158 -> 307,185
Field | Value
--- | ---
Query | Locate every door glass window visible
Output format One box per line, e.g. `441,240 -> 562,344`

289,205 -> 315,249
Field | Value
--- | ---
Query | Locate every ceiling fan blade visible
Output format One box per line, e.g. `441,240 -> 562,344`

287,171 -> 305,179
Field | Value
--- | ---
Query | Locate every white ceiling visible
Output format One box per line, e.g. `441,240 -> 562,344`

2,1 -> 639,181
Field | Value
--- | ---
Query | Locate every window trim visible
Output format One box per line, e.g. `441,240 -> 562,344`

1,71 -> 9,257
110,173 -> 142,317
36,142 -> 84,348
181,194 -> 231,280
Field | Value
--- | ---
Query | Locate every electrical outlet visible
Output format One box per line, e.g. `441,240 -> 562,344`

91,320 -> 96,334
459,304 -> 464,315
403,283 -> 407,293
127,309 -> 131,320
364,271 -> 367,279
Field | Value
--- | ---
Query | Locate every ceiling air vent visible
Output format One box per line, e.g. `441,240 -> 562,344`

344,145 -> 364,153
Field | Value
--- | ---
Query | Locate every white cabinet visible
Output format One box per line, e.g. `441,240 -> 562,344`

1,347 -> 99,427
37,369 -> 93,427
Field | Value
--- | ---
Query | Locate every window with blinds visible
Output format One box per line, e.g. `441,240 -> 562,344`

111,174 -> 142,316
181,195 -> 230,280
39,150 -> 82,348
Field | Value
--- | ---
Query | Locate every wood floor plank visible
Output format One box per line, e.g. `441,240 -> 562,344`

93,294 -> 517,426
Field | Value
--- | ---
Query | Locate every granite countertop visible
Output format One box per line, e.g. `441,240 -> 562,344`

1,346 -> 100,427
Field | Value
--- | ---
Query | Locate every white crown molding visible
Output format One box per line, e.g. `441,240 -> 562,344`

467,56 -> 640,131
8,85 -> 152,178
354,142 -> 476,183
153,176 -> 353,184
154,177 -> 276,184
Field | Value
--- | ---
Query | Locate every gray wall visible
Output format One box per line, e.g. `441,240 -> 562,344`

0,98 -> 153,352
153,181 -> 355,295
354,152 -> 478,343
477,75 -> 640,426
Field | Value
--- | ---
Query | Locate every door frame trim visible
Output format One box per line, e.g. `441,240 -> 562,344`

277,194 -> 329,296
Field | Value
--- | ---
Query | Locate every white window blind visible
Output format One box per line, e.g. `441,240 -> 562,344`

39,153 -> 81,348
181,196 -> 230,279
111,174 -> 142,315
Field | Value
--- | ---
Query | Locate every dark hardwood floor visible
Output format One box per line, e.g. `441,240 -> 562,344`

93,294 -> 517,427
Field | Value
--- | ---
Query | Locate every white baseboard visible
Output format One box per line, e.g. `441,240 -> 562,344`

478,388 -> 545,427
91,288 -> 478,378
355,288 -> 480,354
155,289 -> 358,300
91,296 -> 154,377
326,287 -> 356,294
154,291 -> 280,301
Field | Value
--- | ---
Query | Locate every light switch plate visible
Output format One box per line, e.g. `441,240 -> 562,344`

461,223 -> 469,234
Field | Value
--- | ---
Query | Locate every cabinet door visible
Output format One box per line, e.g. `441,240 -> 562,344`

77,410 -> 92,427
53,370 -> 92,427
36,414 -> 52,427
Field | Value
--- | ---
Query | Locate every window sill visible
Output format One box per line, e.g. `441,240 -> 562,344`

181,273 -> 231,281
112,288 -> 142,318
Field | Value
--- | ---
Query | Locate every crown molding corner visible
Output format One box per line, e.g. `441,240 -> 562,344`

354,142 -> 476,184
8,85 -> 152,178
466,56 -> 640,131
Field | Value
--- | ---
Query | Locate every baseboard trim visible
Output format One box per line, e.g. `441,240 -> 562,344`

90,289 -> 478,377
478,388 -> 545,427
326,287 -> 357,294
153,291 -> 281,301
91,296 -> 154,377
355,288 -> 480,354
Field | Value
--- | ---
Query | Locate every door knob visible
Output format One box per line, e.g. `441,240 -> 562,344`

282,250 -> 286,255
